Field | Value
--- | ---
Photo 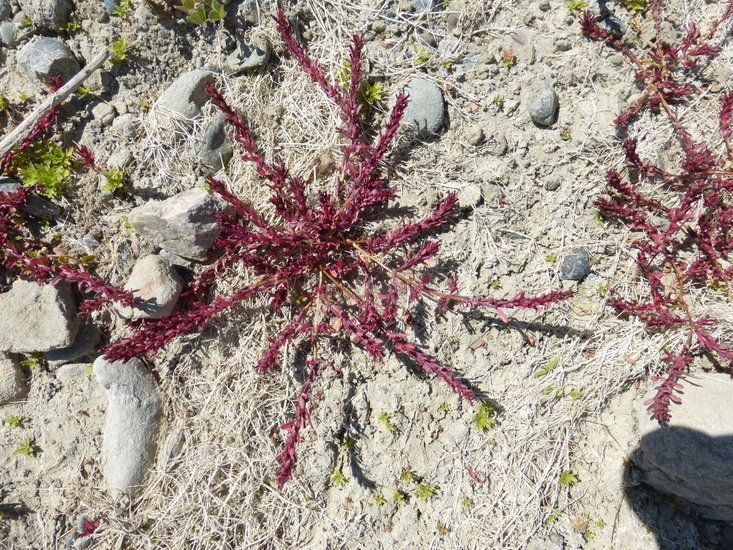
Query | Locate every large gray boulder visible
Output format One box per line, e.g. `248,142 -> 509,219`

116,255 -> 183,320
94,356 -> 162,498
17,38 -> 79,88
0,280 -> 79,353
639,373 -> 733,520
18,0 -> 72,31
127,188 -> 226,260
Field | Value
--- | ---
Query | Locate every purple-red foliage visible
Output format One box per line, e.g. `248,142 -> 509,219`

582,1 -> 733,422
103,10 -> 570,485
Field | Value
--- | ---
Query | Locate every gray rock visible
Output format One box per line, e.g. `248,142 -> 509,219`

195,113 -> 233,171
237,0 -> 275,25
410,0 -> 436,10
117,255 -> 183,320
45,323 -> 101,368
0,280 -> 79,353
18,0 -> 72,31
111,113 -> 138,139
526,534 -> 564,550
94,356 -> 161,497
17,38 -> 80,88
224,41 -> 270,74
527,80 -> 558,127
467,126 -> 484,146
91,101 -> 116,126
559,249 -> 591,281
639,374 -> 733,520
0,0 -> 11,20
151,70 -> 215,132
601,15 -> 628,36
0,21 -> 17,48
0,353 -> 28,404
127,188 -> 226,260
0,177 -> 61,218
400,78 -> 445,136
555,40 -> 572,52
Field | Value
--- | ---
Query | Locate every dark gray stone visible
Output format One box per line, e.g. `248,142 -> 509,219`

400,78 -> 445,136
639,374 -> 733,521
601,15 -> 628,37
224,41 -> 270,74
527,80 -> 558,127
45,323 -> 100,368
0,21 -> 17,47
237,0 -> 275,25
127,188 -> 227,260
195,113 -> 233,171
555,40 -> 572,52
17,38 -> 79,88
18,0 -> 72,31
560,249 -> 591,280
0,0 -> 11,20
0,177 -> 62,218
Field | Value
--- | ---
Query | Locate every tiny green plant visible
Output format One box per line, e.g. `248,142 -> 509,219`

461,496 -> 472,509
14,438 -> 39,457
5,415 -> 27,428
75,86 -> 92,99
374,493 -> 387,506
621,0 -> 647,14
0,95 -> 9,112
378,411 -> 395,432
473,402 -> 498,431
535,357 -> 559,378
547,509 -> 561,524
400,468 -> 414,483
415,483 -> 437,502
493,95 -> 504,107
596,520 -> 606,529
60,19 -> 79,33
120,215 -> 134,233
583,531 -> 596,541
14,142 -> 74,198
110,38 -> 130,64
567,0 -> 587,13
569,389 -> 582,399
544,253 -> 557,264
174,0 -> 226,24
502,49 -> 516,68
329,470 -> 346,486
559,470 -> 578,487
413,45 -> 431,64
393,489 -> 407,504
19,353 -> 42,370
439,402 -> 450,412
357,80 -> 383,106
112,0 -> 132,17
101,169 -> 124,193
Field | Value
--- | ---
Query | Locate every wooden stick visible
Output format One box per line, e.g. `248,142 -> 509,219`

0,49 -> 109,158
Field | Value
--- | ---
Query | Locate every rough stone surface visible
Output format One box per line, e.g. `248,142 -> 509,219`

94,356 -> 162,497
527,80 -> 559,126
224,41 -> 270,74
195,113 -> 233,171
560,249 -> 591,281
0,353 -> 28,404
117,254 -> 183,320
526,534 -> 564,550
0,280 -> 79,353
639,374 -> 733,521
45,323 -> 101,368
0,21 -> 17,48
0,0 -> 10,20
127,188 -> 226,260
18,0 -> 72,31
0,177 -> 62,218
400,78 -> 445,135
17,38 -> 79,88
151,69 -> 214,131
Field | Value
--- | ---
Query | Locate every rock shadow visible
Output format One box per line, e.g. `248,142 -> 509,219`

624,427 -> 733,550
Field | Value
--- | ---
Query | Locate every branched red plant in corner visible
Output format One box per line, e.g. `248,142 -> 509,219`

581,0 -> 733,422
103,11 -> 570,485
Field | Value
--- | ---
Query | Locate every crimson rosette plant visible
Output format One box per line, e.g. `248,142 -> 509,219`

96,13 -> 569,484
581,0 -> 733,422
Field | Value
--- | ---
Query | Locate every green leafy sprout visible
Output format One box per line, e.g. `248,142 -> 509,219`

622,0 -> 647,14
14,438 -> 39,457
374,493 -> 387,506
473,402 -> 498,431
535,357 -> 559,378
461,496 -> 472,509
60,19 -> 79,33
544,253 -> 558,264
75,86 -> 92,99
14,142 -> 74,198
5,415 -> 27,428
400,468 -> 414,483
19,353 -> 42,370
110,37 -> 130,64
112,0 -> 132,17
559,470 -> 579,487
567,0 -> 587,13
415,483 -> 437,502
101,169 -> 124,193
378,411 -> 395,432
393,489 -> 407,504
174,0 -> 226,24
413,45 -> 431,64
329,470 -> 346,486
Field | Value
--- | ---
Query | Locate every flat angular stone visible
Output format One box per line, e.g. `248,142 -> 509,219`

151,69 -> 215,133
127,188 -> 226,260
0,280 -> 79,353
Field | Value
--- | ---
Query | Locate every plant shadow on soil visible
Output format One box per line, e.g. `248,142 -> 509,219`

624,428 -> 733,550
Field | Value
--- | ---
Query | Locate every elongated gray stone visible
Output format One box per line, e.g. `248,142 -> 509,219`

0,280 -> 79,353
94,356 -> 161,498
